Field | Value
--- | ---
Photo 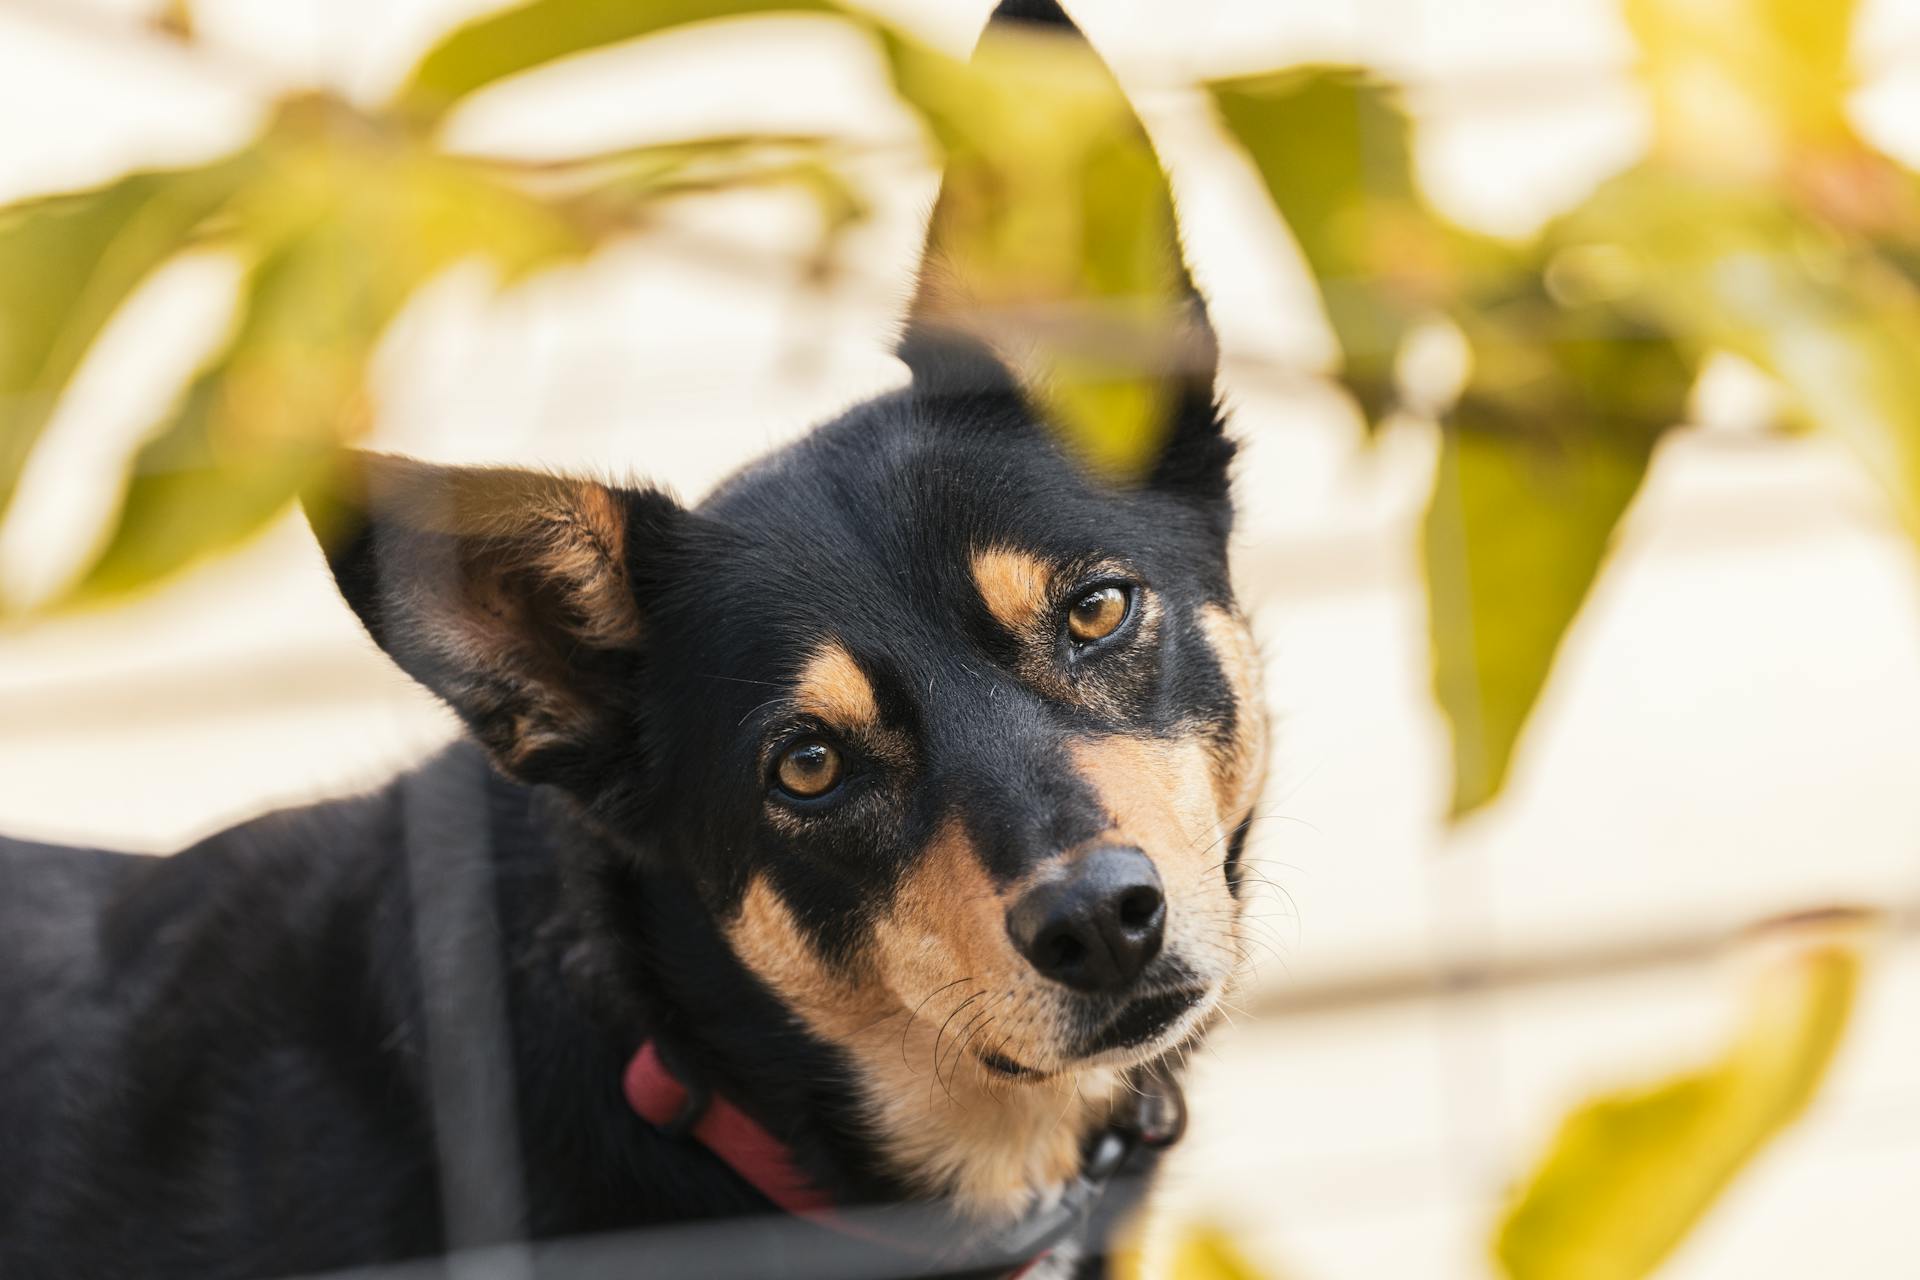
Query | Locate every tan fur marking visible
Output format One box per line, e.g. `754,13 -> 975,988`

543,481 -> 642,647
728,878 -> 883,1035
374,458 -> 643,651
1196,604 -> 1270,824
971,547 -> 1054,635
723,614 -> 1272,1221
1069,736 -> 1224,883
868,825 -> 1119,1214
869,823 -> 1037,1049
1066,733 -> 1244,1045
793,641 -> 880,731
726,861 -> 1115,1218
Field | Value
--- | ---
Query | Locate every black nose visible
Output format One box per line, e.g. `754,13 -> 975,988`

1006,846 -> 1166,993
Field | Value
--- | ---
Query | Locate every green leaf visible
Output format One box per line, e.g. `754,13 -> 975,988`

65,233 -> 397,603
889,21 -> 1202,477
53,109 -> 588,607
1115,1221 -> 1283,1280
1160,1228 -> 1275,1280
404,2 -> 1199,478
396,0 -> 835,124
1623,0 -> 1861,174
0,155 -> 251,526
1496,914 -> 1867,1280
1563,170 -> 1920,539
1211,69 -> 1698,815
1425,298 -> 1693,816
1211,68 -> 1454,420
533,133 -> 867,260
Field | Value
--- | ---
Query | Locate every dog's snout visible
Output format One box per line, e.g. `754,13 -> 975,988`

1006,846 -> 1166,993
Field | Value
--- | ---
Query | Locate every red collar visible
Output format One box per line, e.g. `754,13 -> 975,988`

622,1039 -> 1185,1277
622,1040 -> 838,1219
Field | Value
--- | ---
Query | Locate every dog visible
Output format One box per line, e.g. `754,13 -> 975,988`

0,2 -> 1267,1276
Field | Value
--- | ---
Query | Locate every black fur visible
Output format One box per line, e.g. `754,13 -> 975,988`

0,752 -> 890,1276
0,3 -> 1252,1276
0,395 -> 1241,1276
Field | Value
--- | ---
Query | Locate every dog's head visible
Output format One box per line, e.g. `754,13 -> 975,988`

314,404 -> 1265,1043
310,0 -> 1267,1213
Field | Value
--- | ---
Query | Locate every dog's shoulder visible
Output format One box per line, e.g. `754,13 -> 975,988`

0,834 -> 145,1084
0,746 -> 551,1276
0,834 -> 140,981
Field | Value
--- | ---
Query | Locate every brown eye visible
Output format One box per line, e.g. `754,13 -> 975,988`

1067,585 -> 1130,644
775,738 -> 843,799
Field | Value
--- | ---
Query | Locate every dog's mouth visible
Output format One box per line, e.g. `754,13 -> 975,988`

975,985 -> 1211,1080
1081,986 -> 1208,1057
976,1048 -> 1043,1079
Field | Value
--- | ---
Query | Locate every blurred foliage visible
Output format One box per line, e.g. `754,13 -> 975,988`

1625,0 -> 1858,177
0,2 -> 1893,1273
71,97 -> 593,601
396,0 -> 841,122
892,18 -> 1199,477
1212,68 -> 1445,423
0,156 -> 250,525
404,0 -> 1193,475
0,98 -> 857,607
1116,1221 -> 1278,1280
0,0 -> 1195,610
7,0 -> 1916,812
1212,0 -> 1920,815
1,0 -> 1911,803
1496,913 -> 1868,1280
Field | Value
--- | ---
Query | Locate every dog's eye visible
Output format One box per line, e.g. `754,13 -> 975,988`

774,738 -> 843,800
1066,585 -> 1130,644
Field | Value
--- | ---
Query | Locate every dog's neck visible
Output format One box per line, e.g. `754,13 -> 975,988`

820,1007 -> 1124,1219
548,807 -> 1121,1222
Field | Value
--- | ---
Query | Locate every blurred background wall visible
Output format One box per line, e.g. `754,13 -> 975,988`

2,0 -> 1918,1275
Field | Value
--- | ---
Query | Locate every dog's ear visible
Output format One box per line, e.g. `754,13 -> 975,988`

306,452 -> 682,788
898,0 -> 1231,506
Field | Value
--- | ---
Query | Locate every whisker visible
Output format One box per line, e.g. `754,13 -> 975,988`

938,993 -> 1008,1089
928,990 -> 986,1104
901,976 -> 973,1069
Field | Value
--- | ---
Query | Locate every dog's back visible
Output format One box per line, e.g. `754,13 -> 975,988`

0,748 -> 692,1280
0,840 -> 142,1168
0,836 -> 137,1016
0,782 -> 448,1277
0,837 -> 146,1257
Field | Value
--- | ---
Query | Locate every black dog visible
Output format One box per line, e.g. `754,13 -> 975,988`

0,3 -> 1266,1276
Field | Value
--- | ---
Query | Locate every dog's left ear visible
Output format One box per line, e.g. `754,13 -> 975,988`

898,0 -> 1231,506
306,452 -> 682,790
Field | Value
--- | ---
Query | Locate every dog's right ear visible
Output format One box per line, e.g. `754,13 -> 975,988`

305,452 -> 683,791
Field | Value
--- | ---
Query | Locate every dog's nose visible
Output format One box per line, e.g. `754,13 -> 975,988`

1006,846 -> 1166,993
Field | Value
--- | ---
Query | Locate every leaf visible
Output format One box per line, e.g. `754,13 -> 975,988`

53,106 -> 588,607
0,155 -> 251,526
529,133 -> 840,197
404,2 -> 1200,478
1210,68 -> 1693,815
1424,297 -> 1693,816
1563,170 -> 1920,539
1623,0 -> 1861,176
1159,1227 -> 1275,1280
396,0 -> 835,124
155,0 -> 195,41
1211,68 -> 1456,421
889,20 -> 1203,477
1495,912 -> 1869,1280
532,134 -> 868,257
1114,1220 -> 1282,1280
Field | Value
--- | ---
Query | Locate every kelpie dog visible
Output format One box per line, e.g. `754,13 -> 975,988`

0,2 -> 1267,1276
